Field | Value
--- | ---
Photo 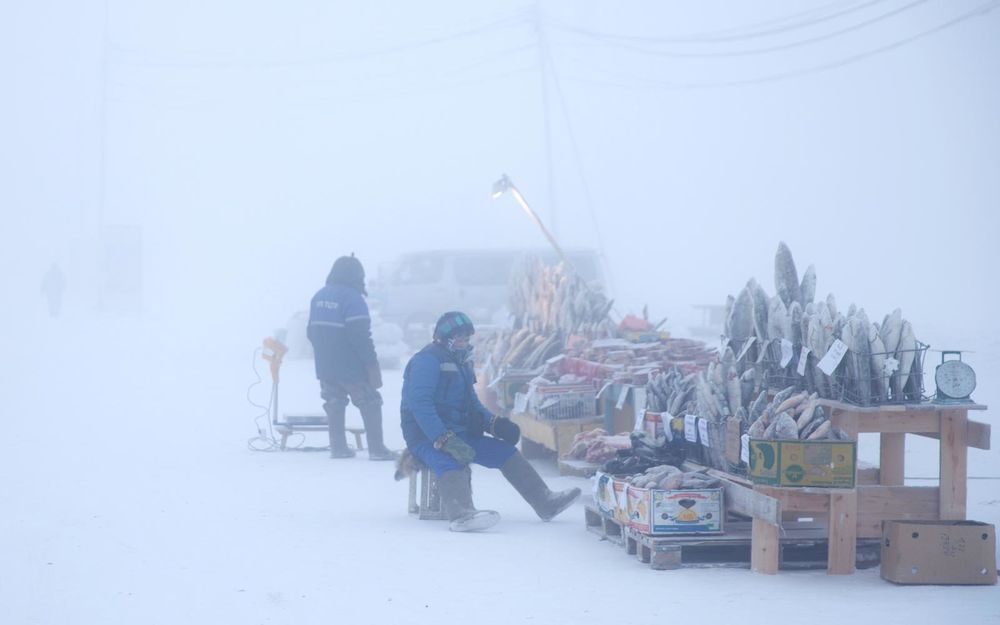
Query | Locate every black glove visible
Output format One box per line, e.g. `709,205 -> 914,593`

490,417 -> 521,446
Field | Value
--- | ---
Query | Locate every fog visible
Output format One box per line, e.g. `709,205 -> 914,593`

2,2 -> 999,619
4,0 -> 998,339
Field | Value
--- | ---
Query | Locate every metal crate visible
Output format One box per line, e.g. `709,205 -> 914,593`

533,384 -> 598,420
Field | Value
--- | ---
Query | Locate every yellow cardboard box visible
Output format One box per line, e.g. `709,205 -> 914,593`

748,439 -> 856,488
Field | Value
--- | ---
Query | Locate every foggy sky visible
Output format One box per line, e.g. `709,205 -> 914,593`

3,0 -> 999,345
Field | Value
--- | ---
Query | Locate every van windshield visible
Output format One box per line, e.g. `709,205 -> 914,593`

392,256 -> 443,284
454,256 -> 515,286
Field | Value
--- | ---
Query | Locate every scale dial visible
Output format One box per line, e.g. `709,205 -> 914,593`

935,360 -> 976,400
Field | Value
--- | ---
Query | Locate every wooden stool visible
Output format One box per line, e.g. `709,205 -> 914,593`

408,466 -> 446,520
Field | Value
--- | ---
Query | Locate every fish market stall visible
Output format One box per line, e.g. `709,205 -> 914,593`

577,243 -> 992,577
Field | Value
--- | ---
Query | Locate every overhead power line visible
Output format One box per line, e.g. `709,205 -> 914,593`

557,0 -> 1000,90
550,0 -> 931,59
545,0 -> 892,45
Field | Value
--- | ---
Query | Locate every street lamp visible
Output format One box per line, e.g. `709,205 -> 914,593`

491,174 -> 568,266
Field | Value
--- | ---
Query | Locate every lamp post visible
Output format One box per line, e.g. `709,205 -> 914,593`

491,174 -> 568,266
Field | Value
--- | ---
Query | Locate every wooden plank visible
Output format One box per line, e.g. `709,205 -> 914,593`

754,485 -> 830,513
858,411 -> 939,433
939,409 -> 968,520
682,461 -> 781,526
751,518 -> 779,575
509,412 -> 603,456
558,458 -> 600,477
914,419 -> 991,451
856,486 -> 939,538
816,399 -> 988,413
879,433 -> 905,486
857,462 -> 880,486
830,409 -> 859,438
828,490 -> 858,575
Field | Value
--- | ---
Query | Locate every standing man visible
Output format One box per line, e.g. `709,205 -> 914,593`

400,311 -> 580,532
308,255 -> 395,461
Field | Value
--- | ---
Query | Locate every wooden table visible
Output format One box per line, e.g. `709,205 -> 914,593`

747,400 -> 990,575
509,411 -> 604,459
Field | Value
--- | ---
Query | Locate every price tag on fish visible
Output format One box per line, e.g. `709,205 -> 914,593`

817,339 -> 848,376
883,357 -> 899,376
616,385 -> 629,410
698,418 -> 711,447
513,392 -> 529,414
684,415 -> 698,443
780,339 -> 794,368
736,336 -> 756,362
740,434 -> 750,464
663,411 -> 674,442
632,388 -> 647,431
797,346 -> 811,376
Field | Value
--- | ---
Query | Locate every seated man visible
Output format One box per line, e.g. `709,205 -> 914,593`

400,311 -> 580,532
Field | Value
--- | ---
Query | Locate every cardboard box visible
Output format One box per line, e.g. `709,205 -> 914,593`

626,485 -> 724,535
612,477 -> 630,525
882,521 -> 997,585
748,439 -> 856,488
593,472 -> 616,516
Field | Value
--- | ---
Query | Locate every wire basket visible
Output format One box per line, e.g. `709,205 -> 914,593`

686,417 -> 740,474
532,384 -> 598,420
828,341 -> 930,406
764,341 -> 930,407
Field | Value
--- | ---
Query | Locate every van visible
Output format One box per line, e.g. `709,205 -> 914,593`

370,248 -> 604,346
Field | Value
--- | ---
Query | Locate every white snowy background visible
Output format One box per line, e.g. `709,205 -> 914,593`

2,1 -> 998,623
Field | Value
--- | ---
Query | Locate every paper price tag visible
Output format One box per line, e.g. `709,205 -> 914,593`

698,418 -> 711,447
780,339 -> 794,368
632,388 -> 647,431
817,339 -> 849,376
616,385 -> 629,410
797,346 -> 811,376
740,434 -> 750,464
736,336 -> 756,362
513,392 -> 529,414
684,415 -> 698,443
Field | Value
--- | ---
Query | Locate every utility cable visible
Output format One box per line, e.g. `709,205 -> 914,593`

542,45 -> 619,298
557,0 -> 1000,90
544,0 -> 890,45
551,0 -> 930,59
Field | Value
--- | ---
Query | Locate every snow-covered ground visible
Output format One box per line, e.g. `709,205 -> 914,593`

2,313 -> 998,625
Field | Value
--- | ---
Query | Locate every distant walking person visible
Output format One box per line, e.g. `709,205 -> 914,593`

308,255 -> 396,460
41,263 -> 66,317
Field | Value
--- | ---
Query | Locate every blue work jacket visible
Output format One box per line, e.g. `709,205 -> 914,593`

400,343 -> 495,447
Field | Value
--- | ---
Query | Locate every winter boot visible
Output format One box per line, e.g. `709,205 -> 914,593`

438,468 -> 500,532
325,403 -> 355,459
501,452 -> 581,521
359,404 -> 398,461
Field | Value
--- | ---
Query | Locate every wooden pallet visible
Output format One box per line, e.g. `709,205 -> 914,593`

584,504 -> 880,571
558,458 -> 601,477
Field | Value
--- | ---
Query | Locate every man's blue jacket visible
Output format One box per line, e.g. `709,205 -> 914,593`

307,283 -> 378,384
400,342 -> 495,447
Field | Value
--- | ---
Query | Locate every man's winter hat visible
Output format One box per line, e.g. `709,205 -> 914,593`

327,254 -> 366,294
433,311 -> 475,341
